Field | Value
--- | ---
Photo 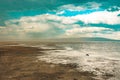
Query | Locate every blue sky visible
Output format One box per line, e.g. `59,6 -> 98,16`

0,0 -> 120,40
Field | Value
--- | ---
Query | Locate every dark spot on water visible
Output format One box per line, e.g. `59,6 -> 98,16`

86,54 -> 89,56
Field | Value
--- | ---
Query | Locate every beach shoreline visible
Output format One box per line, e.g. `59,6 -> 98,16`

0,42 -> 96,80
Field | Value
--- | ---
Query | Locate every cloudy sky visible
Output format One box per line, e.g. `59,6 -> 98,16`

0,0 -> 120,40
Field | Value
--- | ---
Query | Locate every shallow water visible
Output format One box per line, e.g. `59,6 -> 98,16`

8,41 -> 120,80
35,41 -> 120,80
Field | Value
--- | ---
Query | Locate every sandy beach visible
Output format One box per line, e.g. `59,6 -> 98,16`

0,42 -> 97,80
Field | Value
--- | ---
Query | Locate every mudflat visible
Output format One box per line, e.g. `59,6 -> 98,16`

0,42 -> 96,80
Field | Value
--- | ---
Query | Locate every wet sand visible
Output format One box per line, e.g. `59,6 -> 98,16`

0,42 -> 96,80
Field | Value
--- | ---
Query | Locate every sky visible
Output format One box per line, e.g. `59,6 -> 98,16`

0,0 -> 120,40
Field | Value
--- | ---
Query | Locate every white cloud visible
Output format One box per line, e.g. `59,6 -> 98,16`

95,31 -> 120,40
7,10 -> 119,33
1,11 -> 120,40
0,1 -> 120,40
86,2 -> 102,9
5,14 -> 77,33
73,10 -> 120,25
56,10 -> 65,15
64,27 -> 120,40
57,5 -> 120,25
59,2 -> 101,11
65,27 -> 112,35
5,15 -> 54,33
59,4 -> 85,11
107,6 -> 120,11
33,11 -> 120,25
19,22 -> 50,33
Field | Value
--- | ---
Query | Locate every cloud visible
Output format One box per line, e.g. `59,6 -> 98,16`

0,14 -> 69,39
17,10 -> 119,26
86,2 -> 102,9
107,6 -> 120,11
94,31 -> 120,40
73,10 -> 120,25
52,10 -> 120,25
59,2 -> 101,11
64,27 -> 120,40
0,0 -> 120,41
40,10 -> 120,25
57,10 -> 120,25
65,27 -> 112,35
0,10 -> 120,40
59,4 -> 85,11
0,0 -> 120,25
54,10 -> 120,25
